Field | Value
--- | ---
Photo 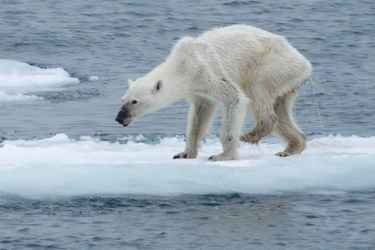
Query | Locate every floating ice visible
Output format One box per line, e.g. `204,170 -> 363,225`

89,75 -> 99,81
0,134 -> 374,198
0,91 -> 41,102
0,59 -> 79,102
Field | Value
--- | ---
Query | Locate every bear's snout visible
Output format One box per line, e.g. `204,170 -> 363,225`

115,107 -> 132,127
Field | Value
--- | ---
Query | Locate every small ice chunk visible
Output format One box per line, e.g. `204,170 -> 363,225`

89,76 -> 99,81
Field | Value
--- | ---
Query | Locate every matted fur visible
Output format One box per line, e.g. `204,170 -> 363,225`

119,25 -> 312,160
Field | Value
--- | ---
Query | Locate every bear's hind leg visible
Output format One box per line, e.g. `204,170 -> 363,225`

240,117 -> 276,144
241,100 -> 277,144
273,91 -> 305,157
173,97 -> 215,159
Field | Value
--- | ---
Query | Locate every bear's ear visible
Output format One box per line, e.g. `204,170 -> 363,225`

128,79 -> 134,88
152,80 -> 162,94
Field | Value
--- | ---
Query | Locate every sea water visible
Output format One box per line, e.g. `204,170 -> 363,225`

0,0 -> 374,249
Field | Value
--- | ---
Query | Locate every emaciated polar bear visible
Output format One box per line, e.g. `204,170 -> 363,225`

116,25 -> 312,161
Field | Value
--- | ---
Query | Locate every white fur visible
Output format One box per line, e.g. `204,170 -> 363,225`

120,25 -> 312,161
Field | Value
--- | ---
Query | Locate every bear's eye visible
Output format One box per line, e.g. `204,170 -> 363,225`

131,100 -> 138,105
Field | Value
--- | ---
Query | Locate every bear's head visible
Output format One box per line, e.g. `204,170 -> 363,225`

116,36 -> 209,127
116,76 -> 167,127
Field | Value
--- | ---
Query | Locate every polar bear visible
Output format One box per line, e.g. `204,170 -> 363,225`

116,25 -> 312,161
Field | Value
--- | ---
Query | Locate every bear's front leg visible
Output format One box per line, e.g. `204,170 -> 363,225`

173,97 -> 215,159
209,95 -> 247,161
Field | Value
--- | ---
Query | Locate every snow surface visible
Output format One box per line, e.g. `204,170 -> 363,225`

0,134 -> 374,198
0,59 -> 79,102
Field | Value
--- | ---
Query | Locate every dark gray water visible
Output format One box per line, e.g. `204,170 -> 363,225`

0,0 -> 375,249
1,193 -> 375,250
1,0 -> 374,140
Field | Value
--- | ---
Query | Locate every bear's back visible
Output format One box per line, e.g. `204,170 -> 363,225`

192,25 -> 305,85
194,25 -> 284,83
199,25 -> 277,40
197,24 -> 282,51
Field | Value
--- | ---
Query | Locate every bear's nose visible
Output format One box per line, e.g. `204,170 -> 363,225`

115,108 -> 130,125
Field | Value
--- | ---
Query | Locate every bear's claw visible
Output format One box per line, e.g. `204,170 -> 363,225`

208,153 -> 237,161
173,153 -> 187,159
173,151 -> 196,159
275,151 -> 291,157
